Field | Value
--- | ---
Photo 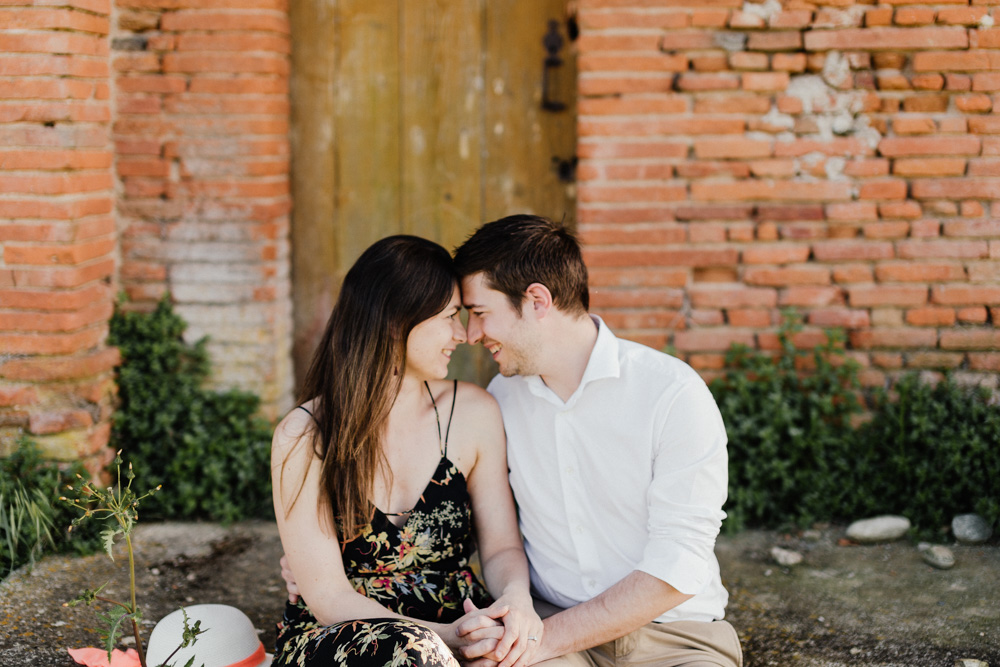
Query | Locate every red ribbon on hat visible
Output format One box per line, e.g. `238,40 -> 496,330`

227,642 -> 267,667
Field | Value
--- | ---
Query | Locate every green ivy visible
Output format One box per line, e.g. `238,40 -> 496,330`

108,296 -> 273,523
1,439 -> 104,579
710,313 -> 1000,541
852,375 -> 1000,541
710,315 -> 862,533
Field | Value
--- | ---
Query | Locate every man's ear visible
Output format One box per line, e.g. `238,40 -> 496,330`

524,283 -> 553,319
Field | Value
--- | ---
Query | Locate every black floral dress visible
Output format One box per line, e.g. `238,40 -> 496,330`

275,383 -> 493,667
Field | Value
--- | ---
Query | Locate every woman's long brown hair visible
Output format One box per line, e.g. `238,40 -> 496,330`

288,235 -> 458,543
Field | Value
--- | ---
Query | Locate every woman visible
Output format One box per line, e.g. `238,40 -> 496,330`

272,236 -> 542,667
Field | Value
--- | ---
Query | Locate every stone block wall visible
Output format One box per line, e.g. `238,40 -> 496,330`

577,0 -> 1000,387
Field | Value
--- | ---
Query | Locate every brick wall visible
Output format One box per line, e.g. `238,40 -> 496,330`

0,1 -> 119,473
113,0 -> 294,417
578,0 -> 1000,388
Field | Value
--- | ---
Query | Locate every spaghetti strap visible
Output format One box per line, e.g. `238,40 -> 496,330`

444,379 -> 457,454
296,405 -> 314,418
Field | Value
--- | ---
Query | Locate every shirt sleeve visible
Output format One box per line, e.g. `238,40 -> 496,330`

636,377 -> 729,595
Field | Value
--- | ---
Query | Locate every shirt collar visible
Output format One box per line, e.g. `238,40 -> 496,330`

525,315 -> 620,407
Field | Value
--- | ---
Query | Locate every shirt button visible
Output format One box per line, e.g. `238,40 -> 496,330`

588,578 -> 597,587
575,525 -> 583,534
565,466 -> 574,474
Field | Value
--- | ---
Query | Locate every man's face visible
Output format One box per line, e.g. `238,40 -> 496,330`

461,273 -> 541,377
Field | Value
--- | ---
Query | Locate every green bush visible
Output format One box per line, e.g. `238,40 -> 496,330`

108,296 -> 273,523
1,439 -> 104,579
711,314 -> 1000,541
852,375 -> 1000,541
710,316 -> 862,533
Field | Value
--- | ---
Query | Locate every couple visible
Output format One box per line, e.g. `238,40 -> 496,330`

271,215 -> 742,667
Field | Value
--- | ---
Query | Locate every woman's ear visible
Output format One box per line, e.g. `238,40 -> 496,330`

524,283 -> 553,319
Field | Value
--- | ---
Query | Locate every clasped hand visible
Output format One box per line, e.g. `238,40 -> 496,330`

451,596 -> 543,667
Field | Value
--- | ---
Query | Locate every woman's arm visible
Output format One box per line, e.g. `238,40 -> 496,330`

459,385 -> 543,667
271,408 -> 502,654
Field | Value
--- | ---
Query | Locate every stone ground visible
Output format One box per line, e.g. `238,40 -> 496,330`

1,521 -> 997,666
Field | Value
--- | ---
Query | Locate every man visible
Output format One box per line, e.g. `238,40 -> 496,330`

451,215 -> 741,667
282,215 -> 741,667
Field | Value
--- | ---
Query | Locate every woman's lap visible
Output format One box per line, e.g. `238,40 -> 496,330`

275,617 -> 459,667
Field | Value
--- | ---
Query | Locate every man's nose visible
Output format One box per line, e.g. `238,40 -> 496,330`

465,317 -> 483,344
452,318 -> 467,343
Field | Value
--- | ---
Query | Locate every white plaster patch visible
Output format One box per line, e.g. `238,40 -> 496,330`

762,105 -> 796,131
825,157 -> 846,180
742,0 -> 783,22
822,51 -> 851,89
980,14 -> 995,28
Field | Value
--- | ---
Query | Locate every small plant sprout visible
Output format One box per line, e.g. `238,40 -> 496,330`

62,450 -> 164,667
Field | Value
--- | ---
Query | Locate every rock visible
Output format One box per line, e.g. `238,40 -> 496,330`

771,546 -> 804,567
954,660 -> 989,667
918,543 -> 955,570
952,514 -> 993,545
846,515 -> 911,543
802,529 -> 823,542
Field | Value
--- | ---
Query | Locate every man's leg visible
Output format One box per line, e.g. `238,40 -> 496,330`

529,598 -> 598,667
611,620 -> 742,667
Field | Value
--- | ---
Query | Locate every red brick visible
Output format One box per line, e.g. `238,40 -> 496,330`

689,10 -> 728,28
849,285 -> 928,307
771,53 -> 807,73
758,329 -> 832,352
741,245 -> 810,264
866,7 -> 894,26
687,354 -> 726,371
862,222 -> 909,239
757,204 -> 825,222
590,288 -> 685,310
905,351 -> 964,368
875,262 -> 966,282
583,247 -> 739,268
957,307 -> 988,323
580,225 -> 687,246
892,117 -> 936,135
727,309 -> 773,327
826,202 -> 878,222
747,32 -> 803,51
689,286 -> 777,309
894,7 -> 936,25
160,10 -> 290,32
729,52 -> 769,71
674,205 -> 753,221
774,137 -> 875,158
910,220 -> 942,237
851,328 -> 938,349
931,285 -> 1000,305
28,409 -> 94,436
748,160 -> 796,178
898,240 -> 990,259
691,181 -> 852,202
0,385 -> 39,407
808,308 -> 870,328
600,311 -> 686,331
675,162 -> 751,179
956,94 -> 993,113
579,97 -> 688,115
859,180 -> 908,200
744,266 -> 831,286
892,158 -> 968,177
878,135 -> 981,156
936,7 -> 990,25
578,206 -> 677,225
578,140 -> 687,160
967,158 -> 1000,176
588,267 -> 688,287
969,353 -> 1000,371
912,179 -> 1000,199
690,309 -> 725,326
778,286 -> 843,307
905,307 -> 956,326
940,329 -> 1000,350
913,51 -> 1000,72
844,159 -> 891,177
946,73 -> 973,91
812,241 -> 894,262
690,54 -> 729,73
674,329 -> 756,352
0,347 -> 120,382
943,220 -> 1000,236
579,184 -> 687,203
805,27 -> 967,51
742,72 -> 790,91
878,202 -> 923,219
832,264 -> 874,283
693,138 -> 772,159
676,73 -> 741,92
581,54 -> 688,73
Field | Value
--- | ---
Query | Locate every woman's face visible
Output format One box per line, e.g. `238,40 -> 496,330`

404,285 -> 466,381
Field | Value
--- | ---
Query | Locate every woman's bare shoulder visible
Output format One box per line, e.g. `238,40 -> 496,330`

272,400 -> 318,455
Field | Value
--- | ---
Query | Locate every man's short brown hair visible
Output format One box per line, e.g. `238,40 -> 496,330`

454,215 -> 589,316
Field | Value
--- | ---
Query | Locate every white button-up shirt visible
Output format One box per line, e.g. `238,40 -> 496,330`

487,317 -> 730,623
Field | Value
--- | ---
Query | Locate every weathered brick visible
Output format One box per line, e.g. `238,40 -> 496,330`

892,158 -> 967,177
957,307 -> 988,323
741,244 -> 811,264
808,308 -> 871,328
744,266 -> 831,286
878,135 -> 981,156
674,329 -> 756,352
940,329 -> 1000,350
851,328 -> 938,349
849,285 -> 928,307
805,27 -> 968,51
905,351 -> 964,368
932,285 -> 1000,305
898,239 -> 990,259
913,51 -> 1000,72
905,307 -> 956,326
778,286 -> 843,307
812,241 -> 894,262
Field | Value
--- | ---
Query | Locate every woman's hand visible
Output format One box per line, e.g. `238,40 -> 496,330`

457,595 -> 543,667
433,599 -> 505,662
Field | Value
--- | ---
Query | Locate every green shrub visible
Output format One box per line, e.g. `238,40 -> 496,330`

853,375 -> 1000,541
1,439 -> 104,579
710,315 -> 862,533
108,296 -> 273,523
711,314 -> 1000,541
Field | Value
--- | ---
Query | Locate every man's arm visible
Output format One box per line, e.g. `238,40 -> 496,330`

526,571 -> 691,664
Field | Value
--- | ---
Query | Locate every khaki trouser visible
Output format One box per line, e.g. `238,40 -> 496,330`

532,598 -> 742,667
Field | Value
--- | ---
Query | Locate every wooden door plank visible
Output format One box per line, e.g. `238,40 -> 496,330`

289,0 -> 339,377
483,0 -> 576,226
335,0 -> 403,272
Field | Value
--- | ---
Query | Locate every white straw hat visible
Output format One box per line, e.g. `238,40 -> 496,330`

146,604 -> 272,667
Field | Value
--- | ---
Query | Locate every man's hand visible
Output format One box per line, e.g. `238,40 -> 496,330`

457,598 -> 542,667
280,554 -> 300,604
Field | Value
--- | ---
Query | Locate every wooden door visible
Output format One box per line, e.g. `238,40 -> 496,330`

289,0 -> 577,387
